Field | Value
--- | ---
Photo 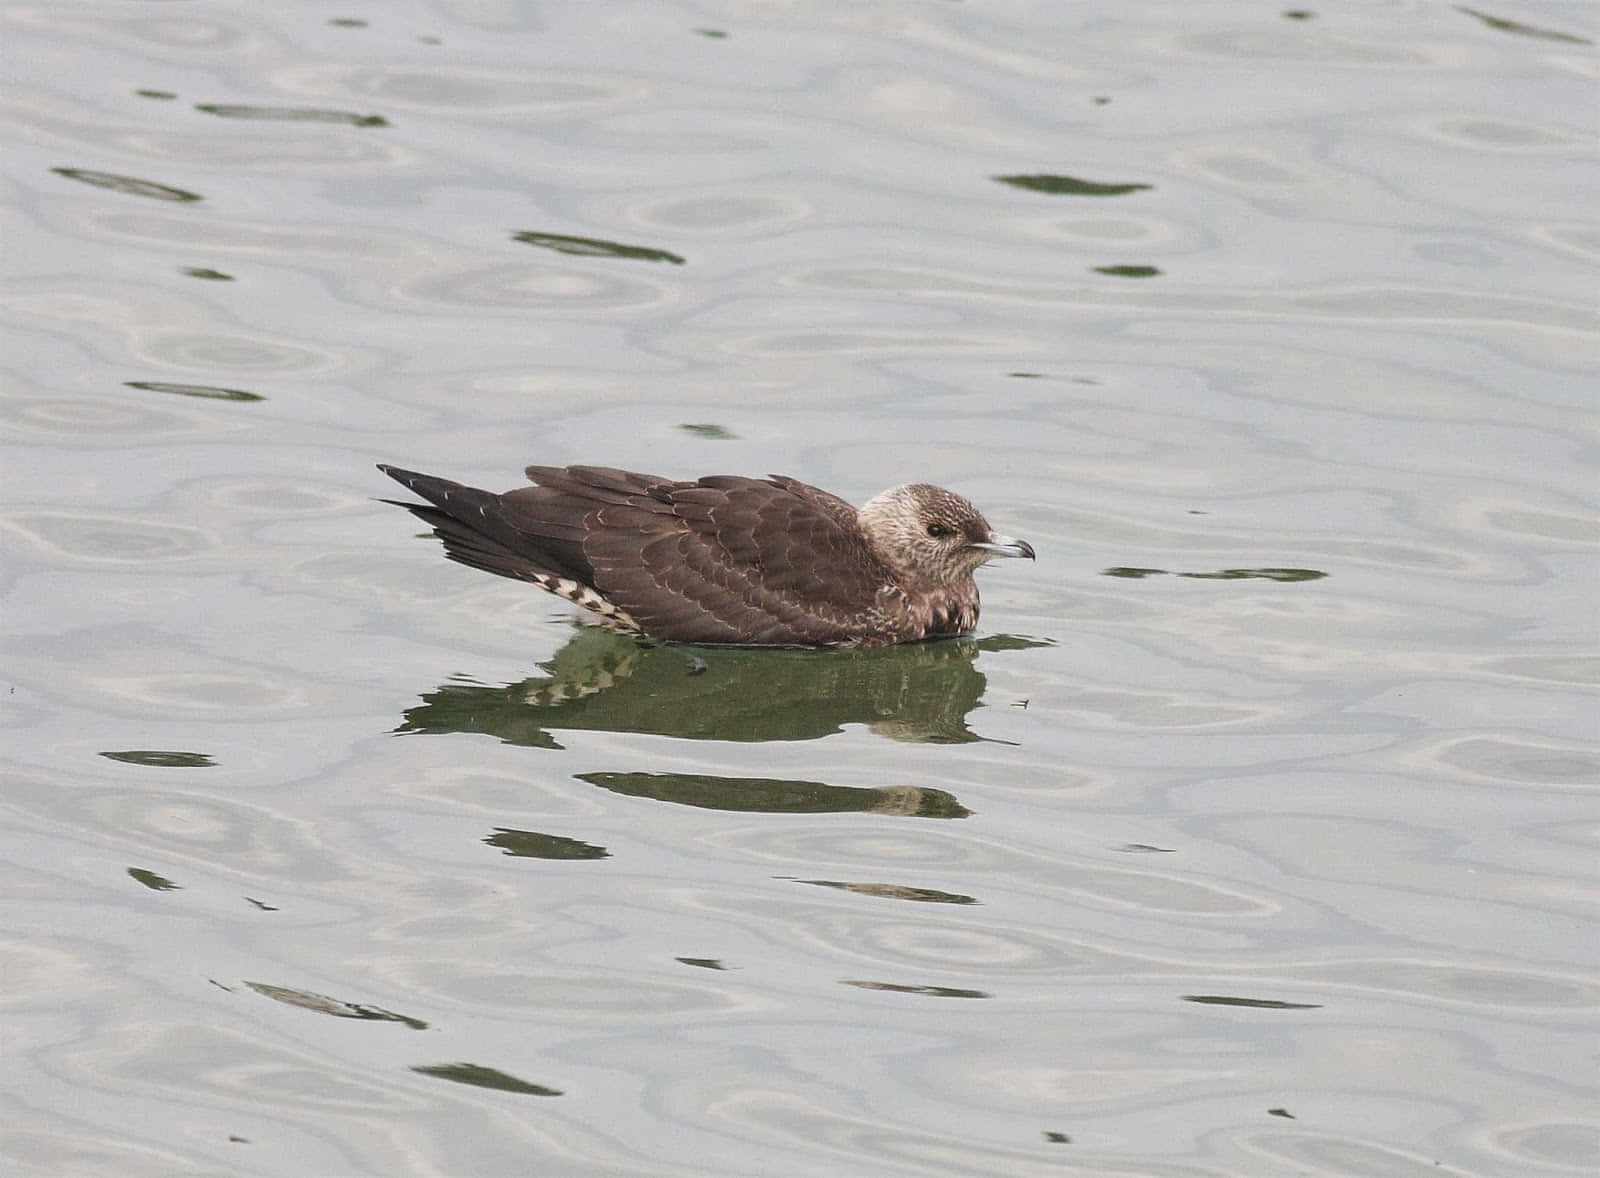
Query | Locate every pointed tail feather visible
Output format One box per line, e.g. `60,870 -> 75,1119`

377,463 -> 593,587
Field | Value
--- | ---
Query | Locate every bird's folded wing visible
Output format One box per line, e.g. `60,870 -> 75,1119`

582,475 -> 894,646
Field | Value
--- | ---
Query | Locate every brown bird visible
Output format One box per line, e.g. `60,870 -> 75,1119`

378,463 -> 1034,647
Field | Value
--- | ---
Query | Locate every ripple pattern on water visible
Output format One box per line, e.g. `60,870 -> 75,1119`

3,0 -> 1595,1175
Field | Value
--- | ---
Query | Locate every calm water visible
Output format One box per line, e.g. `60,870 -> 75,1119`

4,2 -> 1597,1176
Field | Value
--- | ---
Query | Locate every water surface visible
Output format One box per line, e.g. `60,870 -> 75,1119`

3,2 -> 1596,1176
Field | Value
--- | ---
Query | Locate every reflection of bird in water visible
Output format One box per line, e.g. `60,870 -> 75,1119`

378,463 -> 1033,646
396,626 -> 1025,745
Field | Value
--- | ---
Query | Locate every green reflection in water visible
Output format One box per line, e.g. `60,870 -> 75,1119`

128,867 -> 180,891
677,957 -> 727,970
993,173 -> 1152,197
135,89 -> 177,100
796,879 -> 977,904
100,749 -> 215,767
511,230 -> 685,264
678,422 -> 737,439
51,167 -> 202,202
483,827 -> 609,859
410,1063 -> 561,1097
244,982 -> 429,1028
397,626 -> 1044,747
1093,264 -> 1161,278
124,380 -> 263,402
1455,6 -> 1591,43
182,267 -> 234,281
841,979 -> 990,999
194,104 -> 389,127
1182,994 -> 1322,1009
578,772 -> 970,818
1104,567 -> 1327,582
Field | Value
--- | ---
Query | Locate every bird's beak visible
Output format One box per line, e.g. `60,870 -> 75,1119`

971,532 -> 1036,561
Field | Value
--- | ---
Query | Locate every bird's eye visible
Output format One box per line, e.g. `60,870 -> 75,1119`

926,523 -> 950,539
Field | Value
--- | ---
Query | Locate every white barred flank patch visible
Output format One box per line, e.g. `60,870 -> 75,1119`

529,572 -> 642,633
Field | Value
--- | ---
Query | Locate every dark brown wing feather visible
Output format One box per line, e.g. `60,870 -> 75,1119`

377,465 -> 594,585
582,474 -> 894,645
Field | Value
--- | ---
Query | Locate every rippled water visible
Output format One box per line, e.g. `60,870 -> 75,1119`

4,2 -> 1596,1176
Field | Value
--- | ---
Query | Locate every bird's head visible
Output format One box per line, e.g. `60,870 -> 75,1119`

858,484 -> 1035,580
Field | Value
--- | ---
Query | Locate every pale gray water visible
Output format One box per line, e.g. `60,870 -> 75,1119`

3,2 -> 1596,1176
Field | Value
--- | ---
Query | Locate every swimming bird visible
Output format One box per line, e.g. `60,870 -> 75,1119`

378,463 -> 1034,647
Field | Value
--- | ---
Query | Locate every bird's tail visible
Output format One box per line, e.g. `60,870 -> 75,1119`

377,464 -> 589,586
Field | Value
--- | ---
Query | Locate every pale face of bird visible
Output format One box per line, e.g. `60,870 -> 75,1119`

857,484 -> 1035,580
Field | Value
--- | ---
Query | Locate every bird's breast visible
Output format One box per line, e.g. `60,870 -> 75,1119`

869,581 -> 977,639
924,598 -> 977,637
